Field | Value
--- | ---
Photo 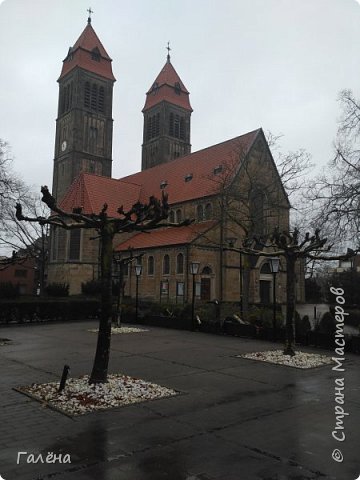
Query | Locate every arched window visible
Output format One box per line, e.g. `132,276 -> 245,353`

169,210 -> 175,223
91,47 -> 101,62
202,266 -> 212,275
176,253 -> 184,274
163,254 -> 170,275
260,262 -> 271,274
176,209 -> 182,223
205,203 -> 212,220
148,256 -> 154,275
197,204 -> 204,221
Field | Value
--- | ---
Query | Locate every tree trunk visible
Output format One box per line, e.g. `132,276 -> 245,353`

89,226 -> 114,383
284,256 -> 296,356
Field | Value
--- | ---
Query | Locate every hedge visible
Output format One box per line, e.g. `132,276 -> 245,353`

0,297 -> 101,324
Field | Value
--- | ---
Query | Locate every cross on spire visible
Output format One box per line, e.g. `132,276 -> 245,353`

87,7 -> 93,24
166,41 -> 171,62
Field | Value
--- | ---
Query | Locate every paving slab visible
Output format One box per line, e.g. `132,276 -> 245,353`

0,321 -> 359,480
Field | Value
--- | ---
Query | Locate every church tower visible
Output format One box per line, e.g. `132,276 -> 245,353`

52,15 -> 115,202
141,48 -> 192,170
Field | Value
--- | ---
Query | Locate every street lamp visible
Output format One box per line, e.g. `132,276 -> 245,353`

190,261 -> 200,330
226,237 -> 243,318
135,264 -> 142,323
269,257 -> 280,341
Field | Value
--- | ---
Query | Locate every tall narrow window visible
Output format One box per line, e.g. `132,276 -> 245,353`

155,112 -> 160,136
205,203 -> 212,220
68,229 -> 81,261
176,209 -> 182,223
65,85 -> 70,111
84,82 -> 91,108
60,88 -> 65,114
180,117 -> 185,140
163,254 -> 170,275
98,86 -> 105,113
148,256 -> 154,275
169,113 -> 174,136
147,117 -> 152,140
91,84 -> 98,110
197,204 -> 204,221
176,253 -> 184,274
151,114 -> 156,138
174,114 -> 180,138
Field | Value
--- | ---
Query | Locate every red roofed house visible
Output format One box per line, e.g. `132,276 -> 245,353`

48,18 -> 305,307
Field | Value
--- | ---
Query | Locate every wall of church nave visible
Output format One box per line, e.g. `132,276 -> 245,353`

47,263 -> 96,295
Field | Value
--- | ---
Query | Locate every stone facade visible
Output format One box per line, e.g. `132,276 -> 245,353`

47,20 -> 305,308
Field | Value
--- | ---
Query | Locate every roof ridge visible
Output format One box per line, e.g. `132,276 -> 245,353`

120,128 -> 261,179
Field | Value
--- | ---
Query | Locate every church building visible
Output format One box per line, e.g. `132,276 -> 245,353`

48,17 -> 305,307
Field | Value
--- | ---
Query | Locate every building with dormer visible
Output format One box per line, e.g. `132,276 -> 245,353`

47,18 -> 305,307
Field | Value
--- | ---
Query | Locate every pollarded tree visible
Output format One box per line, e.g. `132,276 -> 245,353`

16,186 -> 190,384
239,228 -> 356,356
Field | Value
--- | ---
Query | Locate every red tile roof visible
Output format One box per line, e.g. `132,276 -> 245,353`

143,59 -> 192,111
59,129 -> 260,215
59,22 -> 115,81
115,221 -> 217,251
122,129 -> 260,204
60,174 -> 142,216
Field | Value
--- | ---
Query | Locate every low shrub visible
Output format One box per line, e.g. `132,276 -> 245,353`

296,314 -> 311,335
318,311 -> 336,334
45,283 -> 69,297
0,282 -> 19,299
81,279 -> 102,296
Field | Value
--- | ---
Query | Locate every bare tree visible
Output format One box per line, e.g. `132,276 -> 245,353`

266,131 -> 314,200
240,228 -> 355,356
308,89 -> 360,245
16,186 -> 190,384
0,139 -> 47,260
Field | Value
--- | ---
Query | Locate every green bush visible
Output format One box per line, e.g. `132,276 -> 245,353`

0,282 -> 19,299
45,283 -> 69,297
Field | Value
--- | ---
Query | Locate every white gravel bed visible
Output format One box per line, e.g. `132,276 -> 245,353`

88,326 -> 149,334
237,350 -> 334,369
18,374 -> 178,415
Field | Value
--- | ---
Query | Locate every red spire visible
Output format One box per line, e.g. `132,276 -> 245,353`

143,56 -> 192,112
59,22 -> 115,81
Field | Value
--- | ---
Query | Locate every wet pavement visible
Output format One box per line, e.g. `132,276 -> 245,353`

0,321 -> 359,480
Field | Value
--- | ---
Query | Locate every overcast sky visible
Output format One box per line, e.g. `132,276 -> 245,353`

1,0 -> 360,195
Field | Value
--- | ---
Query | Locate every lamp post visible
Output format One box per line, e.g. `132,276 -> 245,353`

269,257 -> 280,341
226,237 -> 243,318
190,261 -> 200,330
135,264 -> 142,323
